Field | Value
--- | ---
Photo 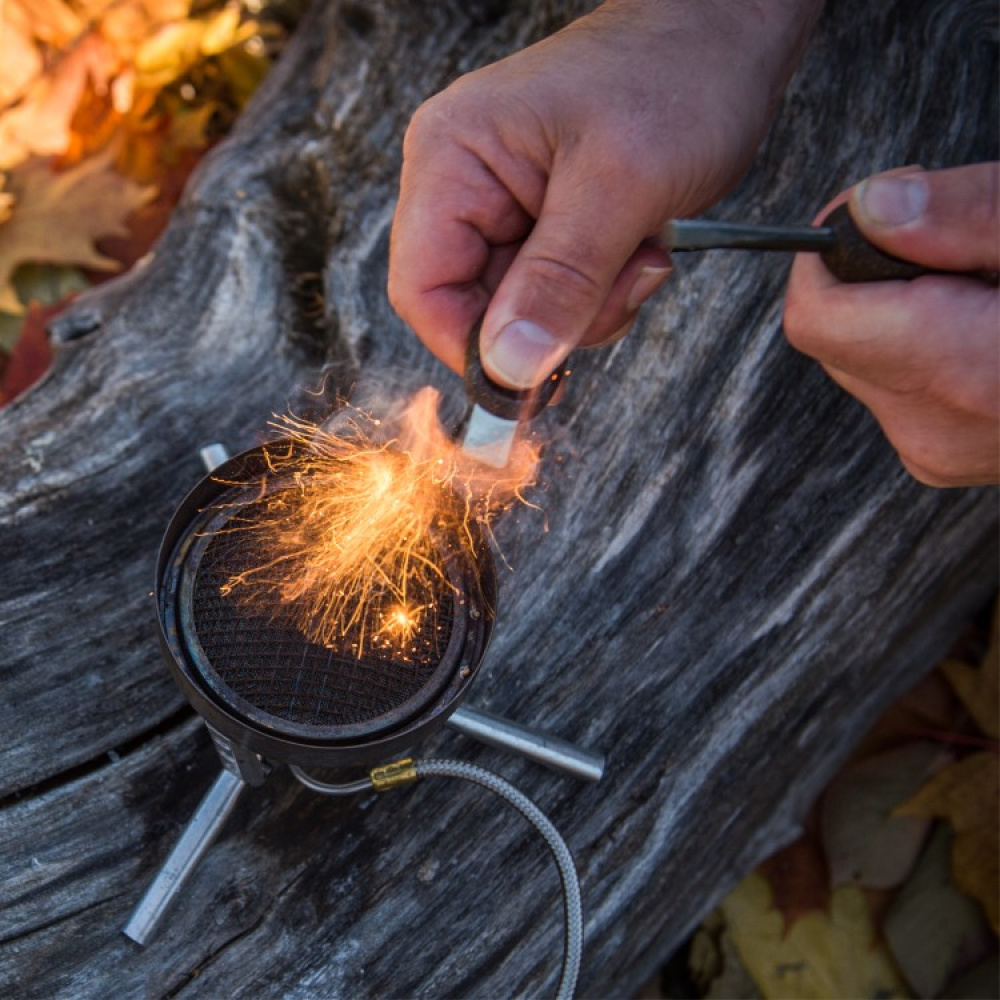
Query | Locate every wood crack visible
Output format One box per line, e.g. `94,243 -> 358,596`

0,705 -> 194,812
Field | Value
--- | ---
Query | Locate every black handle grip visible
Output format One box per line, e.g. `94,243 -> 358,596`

819,205 -> 932,282
819,204 -> 997,285
464,322 -> 565,421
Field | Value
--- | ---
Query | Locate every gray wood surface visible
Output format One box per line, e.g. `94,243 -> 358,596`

1,0 -> 996,997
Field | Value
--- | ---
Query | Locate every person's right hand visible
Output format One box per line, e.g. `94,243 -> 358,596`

784,162 -> 999,487
389,0 -> 822,393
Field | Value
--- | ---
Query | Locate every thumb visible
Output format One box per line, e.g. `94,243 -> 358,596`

848,161 -> 999,273
478,172 -> 650,390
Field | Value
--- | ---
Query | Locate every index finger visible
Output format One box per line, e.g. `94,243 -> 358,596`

388,126 -> 534,373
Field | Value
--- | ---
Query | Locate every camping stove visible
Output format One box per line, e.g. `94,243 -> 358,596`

125,441 -> 604,946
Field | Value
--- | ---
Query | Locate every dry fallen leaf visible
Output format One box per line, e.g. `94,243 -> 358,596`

896,751 -> 999,934
721,870 -> 908,999
0,153 -> 155,313
0,5 -> 43,106
0,0 -> 203,170
821,741 -> 950,890
883,823 -> 994,996
133,3 -> 256,90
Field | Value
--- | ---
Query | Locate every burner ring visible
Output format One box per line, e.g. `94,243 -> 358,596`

155,441 -> 496,769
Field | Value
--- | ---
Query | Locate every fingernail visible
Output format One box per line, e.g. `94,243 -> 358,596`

484,320 -> 565,389
856,175 -> 928,227
626,265 -> 671,312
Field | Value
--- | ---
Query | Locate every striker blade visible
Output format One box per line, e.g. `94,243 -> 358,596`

460,404 -> 518,468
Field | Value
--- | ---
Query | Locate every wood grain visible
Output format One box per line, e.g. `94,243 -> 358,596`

0,0 -> 996,996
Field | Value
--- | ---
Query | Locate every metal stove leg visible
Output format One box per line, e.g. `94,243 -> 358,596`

123,768 -> 246,945
447,706 -> 604,783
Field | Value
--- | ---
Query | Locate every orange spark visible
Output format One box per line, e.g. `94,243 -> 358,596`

215,388 -> 538,655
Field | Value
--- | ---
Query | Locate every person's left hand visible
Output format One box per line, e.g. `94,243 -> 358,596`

783,162 -> 999,487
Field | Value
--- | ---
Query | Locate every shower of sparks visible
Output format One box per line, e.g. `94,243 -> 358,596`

214,387 -> 539,655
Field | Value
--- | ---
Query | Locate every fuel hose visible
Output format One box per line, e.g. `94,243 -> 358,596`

290,758 -> 583,1000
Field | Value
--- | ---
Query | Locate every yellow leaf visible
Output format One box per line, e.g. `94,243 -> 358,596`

134,5 -> 255,90
896,752 -> 999,934
897,752 -> 998,832
721,871 -> 908,999
199,4 -> 244,56
942,600 -> 1000,739
0,153 -> 155,313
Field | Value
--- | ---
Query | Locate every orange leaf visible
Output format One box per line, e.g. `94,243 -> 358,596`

0,6 -> 44,106
0,33 -> 115,169
0,153 -> 155,313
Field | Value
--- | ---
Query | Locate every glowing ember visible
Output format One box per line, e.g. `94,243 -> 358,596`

215,388 -> 538,655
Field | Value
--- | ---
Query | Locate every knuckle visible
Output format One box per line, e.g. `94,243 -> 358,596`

522,248 -> 605,309
403,91 -> 456,154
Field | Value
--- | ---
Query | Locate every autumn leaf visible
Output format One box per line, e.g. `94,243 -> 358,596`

883,823 -> 994,996
821,741 -> 951,890
721,870 -> 908,999
0,33 -> 116,169
0,4 -> 43,106
0,154 -> 155,314
132,3 -> 257,90
0,179 -> 12,224
896,751 -> 999,934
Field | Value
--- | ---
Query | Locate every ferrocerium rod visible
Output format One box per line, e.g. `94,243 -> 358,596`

447,705 -> 605,783
663,218 -> 836,253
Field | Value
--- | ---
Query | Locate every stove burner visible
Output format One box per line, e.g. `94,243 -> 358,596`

156,442 -> 495,768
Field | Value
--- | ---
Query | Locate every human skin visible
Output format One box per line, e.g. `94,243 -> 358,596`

783,163 -> 999,487
388,0 -> 823,389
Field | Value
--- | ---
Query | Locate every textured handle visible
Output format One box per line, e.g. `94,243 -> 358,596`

819,204 -> 931,282
463,322 -> 564,421
819,204 -> 999,285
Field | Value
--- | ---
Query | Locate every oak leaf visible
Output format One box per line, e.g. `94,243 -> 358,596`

0,154 -> 154,314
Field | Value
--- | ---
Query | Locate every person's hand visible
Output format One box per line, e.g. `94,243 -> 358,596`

389,0 -> 821,391
783,163 -> 999,487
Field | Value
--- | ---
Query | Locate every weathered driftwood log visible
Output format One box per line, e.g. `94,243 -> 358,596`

0,0 -> 996,996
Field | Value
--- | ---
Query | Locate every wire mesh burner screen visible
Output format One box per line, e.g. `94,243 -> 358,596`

155,444 -> 495,765
183,497 -> 461,738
